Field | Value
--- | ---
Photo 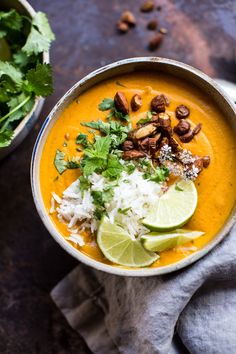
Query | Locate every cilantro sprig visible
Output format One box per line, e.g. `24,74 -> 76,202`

0,9 -> 55,148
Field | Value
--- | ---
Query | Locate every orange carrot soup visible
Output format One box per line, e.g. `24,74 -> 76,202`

40,72 -> 236,269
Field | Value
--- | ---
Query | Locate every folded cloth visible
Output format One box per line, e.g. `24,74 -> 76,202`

51,224 -> 236,354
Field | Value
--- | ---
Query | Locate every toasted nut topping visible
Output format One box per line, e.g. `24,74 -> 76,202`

114,92 -> 129,114
174,120 -> 191,136
151,94 -> 169,112
169,137 -> 180,152
151,113 -> 159,122
149,133 -> 162,152
202,155 -> 211,168
140,0 -> 154,12
122,140 -> 134,151
120,11 -> 136,26
179,130 -> 194,143
123,150 -> 146,160
192,123 -> 202,136
193,156 -> 204,171
64,133 -> 70,140
148,34 -> 163,51
117,21 -> 129,33
175,105 -> 190,119
138,137 -> 150,152
158,112 -> 171,128
147,20 -> 158,30
134,123 -> 157,139
159,27 -> 168,34
162,126 -> 173,138
131,94 -> 142,111
160,136 -> 169,147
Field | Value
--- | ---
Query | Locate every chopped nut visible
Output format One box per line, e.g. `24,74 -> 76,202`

169,137 -> 180,152
134,123 -> 157,139
114,92 -> 129,114
123,150 -> 146,160
193,156 -> 204,171
159,136 -> 169,148
140,0 -> 154,12
131,94 -> 142,111
159,27 -> 168,34
138,137 -> 149,152
122,140 -> 134,151
149,133 -> 162,153
202,155 -> 211,168
151,113 -> 159,122
147,20 -> 158,30
173,120 -> 191,136
179,130 -> 194,143
151,94 -> 169,112
158,112 -> 171,128
175,105 -> 190,119
192,123 -> 202,136
117,21 -> 129,33
148,34 -> 163,51
120,11 -> 136,26
65,133 -> 70,140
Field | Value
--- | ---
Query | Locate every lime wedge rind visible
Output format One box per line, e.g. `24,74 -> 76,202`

141,229 -> 204,252
143,180 -> 198,231
97,219 -> 159,267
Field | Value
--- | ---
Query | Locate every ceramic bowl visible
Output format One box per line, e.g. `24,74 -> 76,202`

31,57 -> 236,276
0,0 -> 49,160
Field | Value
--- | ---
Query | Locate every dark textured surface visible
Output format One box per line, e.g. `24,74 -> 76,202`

0,0 -> 235,353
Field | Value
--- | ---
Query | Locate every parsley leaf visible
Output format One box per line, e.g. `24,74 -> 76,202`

25,63 -> 53,96
98,98 -> 114,111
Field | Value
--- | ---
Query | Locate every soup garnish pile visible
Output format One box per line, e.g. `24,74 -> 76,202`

49,89 -> 211,267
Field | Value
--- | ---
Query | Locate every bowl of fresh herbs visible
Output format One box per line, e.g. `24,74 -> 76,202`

0,0 -> 55,159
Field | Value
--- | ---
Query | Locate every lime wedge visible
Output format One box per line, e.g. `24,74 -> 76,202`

97,218 -> 159,267
142,180 -> 198,231
0,38 -> 11,61
141,229 -> 204,252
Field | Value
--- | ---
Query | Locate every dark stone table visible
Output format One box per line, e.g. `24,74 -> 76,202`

0,0 -> 235,352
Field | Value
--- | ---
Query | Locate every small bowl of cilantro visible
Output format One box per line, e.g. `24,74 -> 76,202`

0,0 -> 55,159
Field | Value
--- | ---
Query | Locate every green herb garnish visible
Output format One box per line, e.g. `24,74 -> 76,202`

175,184 -> 184,191
0,9 -> 55,148
98,98 -> 114,111
54,150 -> 80,175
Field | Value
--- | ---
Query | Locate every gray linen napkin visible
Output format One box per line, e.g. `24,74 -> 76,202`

51,224 -> 236,354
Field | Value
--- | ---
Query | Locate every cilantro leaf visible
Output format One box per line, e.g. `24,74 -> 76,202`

137,111 -> 153,125
149,167 -> 169,183
82,157 -> 106,177
0,128 -> 13,147
13,51 -> 30,68
22,27 -> 51,55
79,175 -> 90,193
76,133 -> 89,147
81,120 -> 110,134
32,12 -> 55,41
0,10 -> 23,31
54,150 -> 67,174
54,150 -> 80,174
25,63 -> 53,97
98,98 -> 114,111
102,155 -> 123,179
84,136 -> 111,159
0,60 -> 22,84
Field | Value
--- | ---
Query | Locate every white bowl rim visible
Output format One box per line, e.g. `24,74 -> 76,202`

31,56 -> 236,277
